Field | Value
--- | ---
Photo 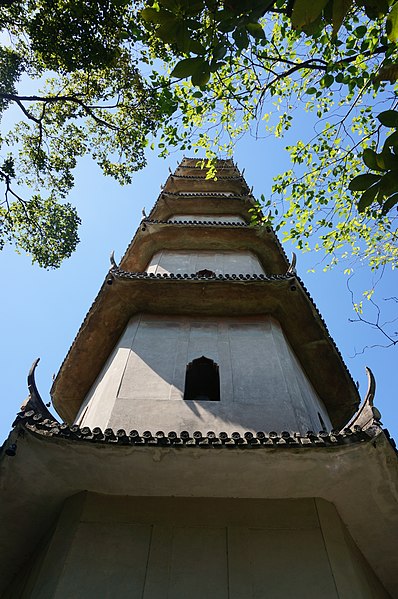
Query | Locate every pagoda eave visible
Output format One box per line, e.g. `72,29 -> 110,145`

119,220 -> 289,273
51,275 -> 359,426
163,174 -> 249,195
1,423 -> 397,596
148,193 -> 253,221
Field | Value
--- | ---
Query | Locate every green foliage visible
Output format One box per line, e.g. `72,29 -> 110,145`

349,110 -> 398,217
0,0 -> 171,266
138,0 -> 398,272
0,46 -> 23,111
27,0 -> 132,72
0,194 -> 80,268
0,0 -> 397,273
386,2 -> 398,41
140,0 -> 271,87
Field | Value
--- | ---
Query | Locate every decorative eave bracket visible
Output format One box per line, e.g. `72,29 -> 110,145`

345,367 -> 381,431
20,358 -> 57,422
109,250 -> 118,270
286,252 -> 297,276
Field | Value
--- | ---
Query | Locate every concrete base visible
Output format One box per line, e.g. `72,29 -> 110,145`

4,494 -> 390,598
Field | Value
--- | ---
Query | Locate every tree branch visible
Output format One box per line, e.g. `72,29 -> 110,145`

346,276 -> 398,354
0,93 -> 120,131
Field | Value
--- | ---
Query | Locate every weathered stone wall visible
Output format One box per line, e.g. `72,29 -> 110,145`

8,493 -> 390,599
76,313 -> 331,434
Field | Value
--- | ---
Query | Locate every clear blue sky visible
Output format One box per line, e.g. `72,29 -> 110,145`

1,133 -> 397,443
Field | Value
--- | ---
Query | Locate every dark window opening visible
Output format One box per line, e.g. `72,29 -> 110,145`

195,269 -> 215,277
184,356 -> 220,401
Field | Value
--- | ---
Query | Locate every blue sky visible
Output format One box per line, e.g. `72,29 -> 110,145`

1,131 -> 397,443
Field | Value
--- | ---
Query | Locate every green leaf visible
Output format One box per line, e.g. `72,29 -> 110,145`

384,131 -> 398,149
357,183 -> 380,212
178,0 -> 205,15
139,8 -> 160,23
174,24 -> 192,52
377,110 -> 398,128
156,20 -> 181,43
174,57 -> 211,87
213,44 -> 227,60
301,13 -> 322,35
378,148 -> 398,170
362,0 -> 389,19
362,148 -> 380,171
232,28 -> 249,50
140,8 -> 176,25
209,60 -> 224,72
218,19 -> 235,32
321,73 -> 334,88
354,25 -> 367,39
377,64 -> 398,83
246,22 -> 266,39
306,87 -> 317,94
386,2 -> 398,42
323,0 -> 333,24
332,0 -> 353,36
190,39 -> 206,55
381,192 -> 398,215
374,152 -> 388,171
291,0 -> 329,30
349,173 -> 381,191
191,68 -> 210,87
380,170 -> 398,197
159,0 -> 183,10
170,57 -> 205,78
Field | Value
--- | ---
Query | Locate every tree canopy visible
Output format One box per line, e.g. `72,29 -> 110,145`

0,0 -> 397,270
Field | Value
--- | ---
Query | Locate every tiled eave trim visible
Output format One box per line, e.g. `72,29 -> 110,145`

180,157 -> 234,164
144,218 -> 249,227
14,410 -> 375,449
161,191 -> 249,198
171,174 -> 245,181
110,269 -> 292,282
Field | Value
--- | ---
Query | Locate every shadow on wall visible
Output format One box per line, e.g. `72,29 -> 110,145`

95,313 -> 332,434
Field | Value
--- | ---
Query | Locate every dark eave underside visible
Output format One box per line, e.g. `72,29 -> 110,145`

119,220 -> 289,273
148,192 -> 254,222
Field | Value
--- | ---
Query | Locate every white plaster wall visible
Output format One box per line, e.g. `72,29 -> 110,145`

16,495 -> 391,599
169,214 -> 247,223
76,314 -> 331,434
146,250 -> 265,275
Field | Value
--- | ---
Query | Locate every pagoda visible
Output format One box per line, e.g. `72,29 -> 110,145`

1,158 -> 397,598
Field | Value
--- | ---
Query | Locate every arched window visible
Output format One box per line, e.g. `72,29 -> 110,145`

184,356 -> 220,401
195,269 -> 216,278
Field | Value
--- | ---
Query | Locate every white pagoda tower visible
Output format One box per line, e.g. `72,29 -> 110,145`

1,158 -> 397,598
